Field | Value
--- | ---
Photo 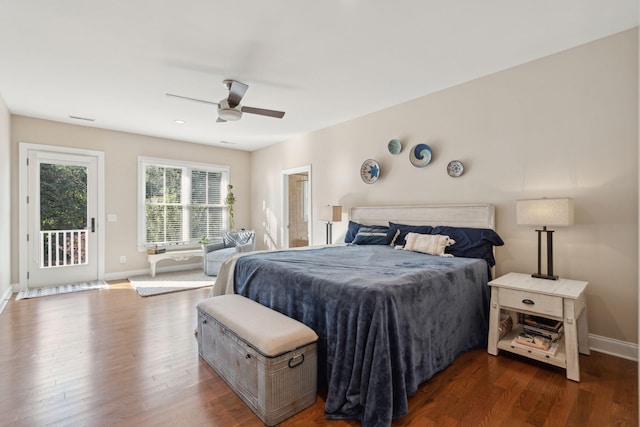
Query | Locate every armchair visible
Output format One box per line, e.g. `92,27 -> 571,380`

203,230 -> 255,276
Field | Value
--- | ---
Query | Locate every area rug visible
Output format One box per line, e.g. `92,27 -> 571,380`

15,280 -> 109,300
128,269 -> 214,297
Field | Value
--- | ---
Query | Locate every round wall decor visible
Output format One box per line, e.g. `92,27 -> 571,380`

360,159 -> 380,184
409,144 -> 432,168
388,139 -> 402,155
447,160 -> 464,177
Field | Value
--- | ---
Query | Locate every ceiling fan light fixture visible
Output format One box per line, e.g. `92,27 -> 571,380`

218,108 -> 242,121
168,80 -> 285,124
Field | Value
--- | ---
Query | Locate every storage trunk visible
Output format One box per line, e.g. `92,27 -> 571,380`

197,297 -> 317,426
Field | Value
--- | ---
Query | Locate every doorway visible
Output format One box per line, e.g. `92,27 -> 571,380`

20,144 -> 105,289
282,165 -> 311,248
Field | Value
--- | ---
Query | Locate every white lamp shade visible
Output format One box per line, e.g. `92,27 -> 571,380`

516,198 -> 574,226
318,205 -> 342,222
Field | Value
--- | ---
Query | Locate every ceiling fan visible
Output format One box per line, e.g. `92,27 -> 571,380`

166,79 -> 285,122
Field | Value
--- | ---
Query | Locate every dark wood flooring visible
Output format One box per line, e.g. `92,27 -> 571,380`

0,280 -> 636,426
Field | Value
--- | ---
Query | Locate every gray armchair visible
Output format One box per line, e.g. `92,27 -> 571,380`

203,230 -> 255,276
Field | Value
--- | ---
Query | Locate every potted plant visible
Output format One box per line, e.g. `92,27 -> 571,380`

225,184 -> 236,230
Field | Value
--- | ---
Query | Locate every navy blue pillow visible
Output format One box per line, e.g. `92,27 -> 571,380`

388,222 -> 434,247
344,221 -> 388,243
352,227 -> 396,245
430,226 -> 504,266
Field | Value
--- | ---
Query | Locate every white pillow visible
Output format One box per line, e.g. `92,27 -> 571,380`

403,233 -> 455,256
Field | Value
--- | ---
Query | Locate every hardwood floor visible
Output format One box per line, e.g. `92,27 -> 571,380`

0,279 -> 636,426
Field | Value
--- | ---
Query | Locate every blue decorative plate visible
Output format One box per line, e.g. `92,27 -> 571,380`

360,159 -> 380,184
388,139 -> 401,155
447,160 -> 464,177
409,144 -> 432,168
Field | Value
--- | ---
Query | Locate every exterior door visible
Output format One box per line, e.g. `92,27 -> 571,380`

27,150 -> 99,288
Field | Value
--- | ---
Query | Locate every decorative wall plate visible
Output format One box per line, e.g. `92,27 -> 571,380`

409,144 -> 432,168
387,139 -> 402,155
360,159 -> 380,184
447,160 -> 464,177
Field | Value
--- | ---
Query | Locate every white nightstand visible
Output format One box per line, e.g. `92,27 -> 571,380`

487,272 -> 589,382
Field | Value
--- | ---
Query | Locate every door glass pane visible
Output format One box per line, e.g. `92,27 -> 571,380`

39,163 -> 88,267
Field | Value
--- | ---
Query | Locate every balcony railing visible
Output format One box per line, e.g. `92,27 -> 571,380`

40,229 -> 88,268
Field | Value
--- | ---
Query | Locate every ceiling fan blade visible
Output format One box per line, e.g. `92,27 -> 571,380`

166,93 -> 220,106
241,106 -> 285,119
227,80 -> 249,108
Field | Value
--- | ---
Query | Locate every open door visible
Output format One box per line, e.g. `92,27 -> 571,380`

282,165 -> 311,248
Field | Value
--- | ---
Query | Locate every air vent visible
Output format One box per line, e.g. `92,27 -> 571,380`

68,115 -> 95,122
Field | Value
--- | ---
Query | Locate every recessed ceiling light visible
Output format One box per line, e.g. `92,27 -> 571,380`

174,120 -> 185,124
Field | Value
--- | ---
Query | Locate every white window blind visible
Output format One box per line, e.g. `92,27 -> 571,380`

139,157 -> 229,248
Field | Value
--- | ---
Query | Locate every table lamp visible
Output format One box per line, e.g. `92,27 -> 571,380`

516,198 -> 574,280
318,205 -> 342,244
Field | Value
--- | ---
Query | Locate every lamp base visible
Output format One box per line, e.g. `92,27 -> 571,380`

532,273 -> 558,281
325,222 -> 332,245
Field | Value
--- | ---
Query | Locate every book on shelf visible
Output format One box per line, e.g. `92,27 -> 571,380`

523,324 -> 563,342
523,315 -> 563,333
510,334 -> 560,356
514,331 -> 553,350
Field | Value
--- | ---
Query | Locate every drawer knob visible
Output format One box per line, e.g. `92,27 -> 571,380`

522,299 -> 535,305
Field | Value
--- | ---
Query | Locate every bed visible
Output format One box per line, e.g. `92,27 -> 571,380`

210,204 -> 503,427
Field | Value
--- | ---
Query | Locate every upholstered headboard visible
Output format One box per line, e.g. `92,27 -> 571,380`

349,204 -> 495,230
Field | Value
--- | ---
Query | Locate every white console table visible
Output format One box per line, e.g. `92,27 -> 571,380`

148,249 -> 203,277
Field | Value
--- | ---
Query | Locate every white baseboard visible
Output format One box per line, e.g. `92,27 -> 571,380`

0,284 -> 15,315
104,262 -> 202,282
589,333 -> 638,361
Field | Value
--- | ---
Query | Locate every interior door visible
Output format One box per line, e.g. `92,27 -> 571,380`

288,173 -> 309,247
281,165 -> 312,248
27,150 -> 99,288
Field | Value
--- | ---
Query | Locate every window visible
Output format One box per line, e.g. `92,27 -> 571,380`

138,157 -> 229,248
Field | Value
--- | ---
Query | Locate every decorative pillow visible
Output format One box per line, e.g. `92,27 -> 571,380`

388,222 -> 434,247
344,221 -> 388,243
430,226 -> 504,266
403,233 -> 455,256
223,230 -> 255,247
352,227 -> 396,245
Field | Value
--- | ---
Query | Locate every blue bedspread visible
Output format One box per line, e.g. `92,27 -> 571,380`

232,245 -> 490,427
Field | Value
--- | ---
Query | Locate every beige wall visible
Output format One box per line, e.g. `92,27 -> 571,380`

0,94 -> 11,300
250,29 -> 639,344
10,117 -> 251,280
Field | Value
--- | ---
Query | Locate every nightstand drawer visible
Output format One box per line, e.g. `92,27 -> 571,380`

499,288 -> 563,318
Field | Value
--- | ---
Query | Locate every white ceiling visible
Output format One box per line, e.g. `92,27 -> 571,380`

0,1 -> 637,151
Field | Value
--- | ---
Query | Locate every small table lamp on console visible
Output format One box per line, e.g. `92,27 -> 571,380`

516,198 -> 574,280
318,205 -> 342,245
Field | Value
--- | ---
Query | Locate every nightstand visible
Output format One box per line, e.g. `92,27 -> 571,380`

487,272 -> 589,381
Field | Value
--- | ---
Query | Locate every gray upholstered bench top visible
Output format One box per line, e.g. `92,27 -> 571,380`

197,295 -> 318,357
